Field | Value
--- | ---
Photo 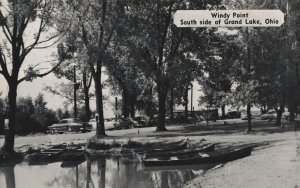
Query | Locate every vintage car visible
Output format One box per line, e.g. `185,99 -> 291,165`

261,111 -> 290,121
225,111 -> 241,119
133,116 -> 149,127
113,117 -> 136,129
260,111 -> 277,120
47,118 -> 91,134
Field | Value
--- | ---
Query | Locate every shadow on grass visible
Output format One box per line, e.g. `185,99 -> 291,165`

181,121 -> 297,135
140,121 -> 298,139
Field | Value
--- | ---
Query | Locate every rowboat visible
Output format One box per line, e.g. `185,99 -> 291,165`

143,143 -> 216,159
28,148 -> 66,165
143,146 -> 253,166
28,144 -> 85,165
135,139 -> 189,154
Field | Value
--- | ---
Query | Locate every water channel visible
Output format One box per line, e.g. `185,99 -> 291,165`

0,158 -> 218,188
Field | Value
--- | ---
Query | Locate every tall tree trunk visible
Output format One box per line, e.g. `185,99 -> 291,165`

276,103 -> 285,126
2,81 -> 18,153
288,86 -> 297,122
122,88 -> 129,118
94,71 -> 106,137
129,93 -> 136,118
84,88 -> 91,122
169,87 -> 174,120
247,102 -> 252,132
83,72 -> 91,122
221,105 -> 226,119
157,83 -> 168,131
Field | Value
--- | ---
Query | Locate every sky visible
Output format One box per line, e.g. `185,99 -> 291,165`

0,42 -> 204,118
0,1 -> 223,118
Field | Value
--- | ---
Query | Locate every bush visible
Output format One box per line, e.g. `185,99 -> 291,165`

87,138 -> 121,150
122,139 -> 151,149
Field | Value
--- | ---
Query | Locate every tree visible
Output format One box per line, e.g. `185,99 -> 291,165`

34,93 -> 47,114
0,0 -> 70,153
104,40 -> 153,118
46,60 -> 93,121
198,34 -> 240,119
56,0 -> 126,137
222,0 -> 290,132
127,0 -> 223,131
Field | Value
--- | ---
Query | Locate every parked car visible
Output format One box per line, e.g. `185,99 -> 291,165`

113,118 -> 135,129
261,111 -> 277,120
260,111 -> 290,121
89,118 -> 116,130
172,113 -> 198,124
225,111 -> 241,119
133,116 -> 149,127
47,118 -> 91,134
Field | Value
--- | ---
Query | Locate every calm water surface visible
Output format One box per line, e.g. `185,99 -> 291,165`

0,158 -> 217,188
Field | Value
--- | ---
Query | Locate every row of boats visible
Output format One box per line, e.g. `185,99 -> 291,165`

27,144 -> 86,167
27,139 -> 253,168
138,139 -> 253,166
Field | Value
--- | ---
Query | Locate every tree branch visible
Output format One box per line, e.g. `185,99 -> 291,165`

0,10 -> 13,42
0,52 -> 9,79
101,15 -> 119,56
18,59 -> 64,84
22,17 -> 45,57
33,34 -> 65,49
2,26 -> 12,43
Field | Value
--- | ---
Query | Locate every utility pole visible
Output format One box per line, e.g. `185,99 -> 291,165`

115,97 -> 118,118
190,83 -> 193,114
74,65 -> 77,118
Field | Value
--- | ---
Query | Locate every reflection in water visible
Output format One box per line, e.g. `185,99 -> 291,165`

0,158 -> 215,188
86,160 -> 92,188
3,166 -> 16,188
98,158 -> 106,188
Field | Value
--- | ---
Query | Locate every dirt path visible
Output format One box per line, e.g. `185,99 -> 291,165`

185,131 -> 300,188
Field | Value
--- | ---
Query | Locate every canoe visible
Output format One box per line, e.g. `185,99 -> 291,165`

135,139 -> 189,154
143,146 -> 253,166
144,143 -> 216,159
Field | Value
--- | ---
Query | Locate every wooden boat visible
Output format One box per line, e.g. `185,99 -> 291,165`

28,144 -> 85,165
144,143 -> 216,159
28,148 -> 66,165
135,139 -> 189,154
143,146 -> 253,166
